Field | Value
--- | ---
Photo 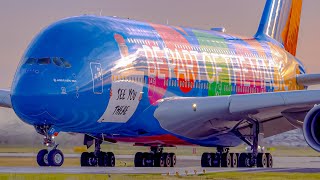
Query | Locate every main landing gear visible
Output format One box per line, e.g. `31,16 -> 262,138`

201,116 -> 273,168
80,136 -> 115,167
36,126 -> 64,167
134,146 -> 176,167
201,148 -> 272,168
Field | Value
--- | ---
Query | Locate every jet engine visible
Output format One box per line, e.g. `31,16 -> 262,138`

303,105 -> 320,152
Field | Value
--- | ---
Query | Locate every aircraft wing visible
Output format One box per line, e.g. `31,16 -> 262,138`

0,89 -> 11,108
153,90 -> 320,140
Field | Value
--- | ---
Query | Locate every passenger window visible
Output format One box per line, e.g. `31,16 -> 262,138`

38,58 -> 51,65
60,58 -> 72,68
25,58 -> 37,65
52,57 -> 63,67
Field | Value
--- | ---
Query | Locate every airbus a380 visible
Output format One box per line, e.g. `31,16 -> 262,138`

0,0 -> 319,168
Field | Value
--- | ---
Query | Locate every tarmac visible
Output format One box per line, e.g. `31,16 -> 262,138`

0,153 -> 320,174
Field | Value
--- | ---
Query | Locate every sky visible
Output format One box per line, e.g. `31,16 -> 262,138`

0,0 -> 319,88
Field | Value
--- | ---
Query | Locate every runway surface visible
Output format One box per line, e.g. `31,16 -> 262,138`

1,154 -> 320,174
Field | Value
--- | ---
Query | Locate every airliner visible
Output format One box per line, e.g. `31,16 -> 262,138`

0,0 -> 319,168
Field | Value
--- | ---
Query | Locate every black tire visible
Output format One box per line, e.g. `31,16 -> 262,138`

265,153 -> 273,168
142,152 -> 149,167
247,153 -> 253,167
47,149 -> 64,167
144,153 -> 154,167
201,153 -> 210,167
162,153 -> 171,167
88,152 -> 97,166
212,153 -> 221,167
169,153 -> 176,167
238,153 -> 249,167
150,153 -> 155,167
80,152 -> 90,167
134,152 -> 143,167
257,153 -> 267,168
98,152 -> 108,167
107,152 -> 115,167
231,153 -> 238,168
154,153 -> 161,167
37,149 -> 49,167
159,153 -> 166,167
221,153 -> 232,168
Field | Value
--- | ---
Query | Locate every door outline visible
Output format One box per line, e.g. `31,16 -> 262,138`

90,62 -> 103,94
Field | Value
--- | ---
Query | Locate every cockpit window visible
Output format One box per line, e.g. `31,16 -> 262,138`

25,58 -> 37,65
24,57 -> 71,68
37,58 -> 51,65
60,58 -> 72,68
52,57 -> 63,67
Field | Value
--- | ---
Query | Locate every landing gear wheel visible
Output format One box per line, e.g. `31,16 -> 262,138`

134,147 -> 176,168
164,153 -> 171,167
98,152 -> 108,167
239,153 -> 251,167
159,153 -> 165,167
141,153 -> 153,167
80,152 -> 90,167
266,153 -> 273,168
212,153 -> 221,167
257,153 -> 267,168
107,152 -> 115,167
142,152 -> 149,167
88,152 -> 97,166
247,153 -> 253,167
47,149 -> 64,167
201,153 -> 212,167
160,153 -> 171,167
154,153 -> 161,167
134,152 -> 143,167
169,153 -> 176,167
221,153 -> 232,168
231,153 -> 238,168
37,149 -> 49,167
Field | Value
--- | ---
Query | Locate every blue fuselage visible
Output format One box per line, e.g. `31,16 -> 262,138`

10,16 -> 304,147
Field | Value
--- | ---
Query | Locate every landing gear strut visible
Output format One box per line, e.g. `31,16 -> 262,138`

236,116 -> 273,168
80,136 -> 115,167
35,125 -> 64,167
201,116 -> 273,168
134,146 -> 176,167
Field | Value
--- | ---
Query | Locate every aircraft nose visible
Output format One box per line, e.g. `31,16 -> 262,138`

11,71 -> 70,125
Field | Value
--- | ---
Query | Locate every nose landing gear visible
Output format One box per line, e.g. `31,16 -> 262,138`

35,125 -> 64,167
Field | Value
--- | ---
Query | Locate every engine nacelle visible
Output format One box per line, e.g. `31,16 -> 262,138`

303,105 -> 320,152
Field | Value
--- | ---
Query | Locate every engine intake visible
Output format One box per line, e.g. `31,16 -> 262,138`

303,105 -> 320,152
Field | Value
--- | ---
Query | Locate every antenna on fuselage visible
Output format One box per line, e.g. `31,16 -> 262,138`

99,9 -> 103,16
166,19 -> 169,25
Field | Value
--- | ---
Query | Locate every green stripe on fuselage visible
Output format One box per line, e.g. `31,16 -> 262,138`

193,30 -> 231,96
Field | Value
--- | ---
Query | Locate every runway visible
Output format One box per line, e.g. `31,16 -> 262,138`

0,154 -> 320,174
0,166 -> 320,174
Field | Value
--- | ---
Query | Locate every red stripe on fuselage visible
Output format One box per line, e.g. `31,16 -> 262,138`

113,134 -> 192,146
